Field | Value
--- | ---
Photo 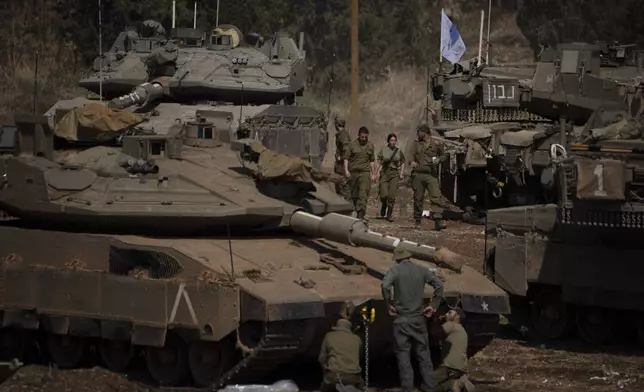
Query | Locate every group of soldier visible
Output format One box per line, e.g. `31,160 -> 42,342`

332,117 -> 451,229
318,247 -> 473,392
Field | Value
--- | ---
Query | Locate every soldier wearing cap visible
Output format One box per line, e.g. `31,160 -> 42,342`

333,117 -> 351,200
408,124 -> 450,229
381,247 -> 444,392
318,301 -> 364,392
432,308 -> 475,392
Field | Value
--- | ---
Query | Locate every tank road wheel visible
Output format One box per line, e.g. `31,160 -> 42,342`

576,306 -> 613,344
530,293 -> 571,340
100,339 -> 134,373
47,334 -> 86,368
636,314 -> 644,347
189,341 -> 228,387
145,335 -> 190,386
0,329 -> 27,361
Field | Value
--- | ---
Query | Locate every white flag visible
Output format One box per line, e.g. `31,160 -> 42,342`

440,9 -> 466,64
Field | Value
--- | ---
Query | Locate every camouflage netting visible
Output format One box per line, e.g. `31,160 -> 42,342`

249,141 -> 343,183
54,103 -> 146,142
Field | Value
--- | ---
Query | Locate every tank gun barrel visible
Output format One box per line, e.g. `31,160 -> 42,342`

108,82 -> 164,109
289,211 -> 464,272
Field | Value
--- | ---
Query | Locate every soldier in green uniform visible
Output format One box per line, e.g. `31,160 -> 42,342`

408,124 -> 449,229
382,247 -> 444,392
343,126 -> 376,220
376,133 -> 405,221
432,309 -> 475,392
318,301 -> 364,392
333,117 -> 351,200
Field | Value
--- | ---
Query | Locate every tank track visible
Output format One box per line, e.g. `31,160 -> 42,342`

162,321 -> 308,392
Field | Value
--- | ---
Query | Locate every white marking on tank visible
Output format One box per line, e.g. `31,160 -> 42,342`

169,282 -> 199,325
481,301 -> 489,312
392,238 -> 401,247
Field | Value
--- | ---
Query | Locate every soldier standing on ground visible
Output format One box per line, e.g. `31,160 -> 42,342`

382,247 -> 444,392
333,117 -> 351,200
318,301 -> 364,392
409,124 -> 449,230
344,126 -> 376,220
432,308 -> 475,392
376,133 -> 405,221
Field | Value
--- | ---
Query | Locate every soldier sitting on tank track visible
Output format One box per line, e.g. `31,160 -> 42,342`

318,301 -> 365,392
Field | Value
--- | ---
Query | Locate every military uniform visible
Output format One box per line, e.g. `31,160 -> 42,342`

334,118 -> 351,200
344,139 -> 375,219
434,320 -> 474,392
318,318 -> 364,392
381,248 -> 444,392
377,145 -> 405,221
409,129 -> 450,227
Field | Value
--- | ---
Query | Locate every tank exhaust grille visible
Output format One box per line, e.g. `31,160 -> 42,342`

109,247 -> 184,279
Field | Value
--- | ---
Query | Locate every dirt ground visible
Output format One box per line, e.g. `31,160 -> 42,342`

1,195 -> 643,392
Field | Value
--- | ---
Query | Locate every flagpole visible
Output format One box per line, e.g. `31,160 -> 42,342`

486,0 -> 492,64
439,8 -> 443,67
477,10 -> 484,67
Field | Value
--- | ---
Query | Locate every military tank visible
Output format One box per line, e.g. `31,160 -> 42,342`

52,21 -> 327,168
0,109 -> 509,387
482,44 -> 644,345
430,42 -> 644,215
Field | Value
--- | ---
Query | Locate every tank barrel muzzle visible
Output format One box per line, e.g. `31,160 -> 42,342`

109,82 -> 164,109
289,211 -> 464,272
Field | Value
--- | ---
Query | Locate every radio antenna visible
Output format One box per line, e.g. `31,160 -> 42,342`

98,0 -> 103,101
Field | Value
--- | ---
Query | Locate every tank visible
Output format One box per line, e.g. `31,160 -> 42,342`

430,42 -> 644,216
0,114 -> 509,387
52,21 -> 327,168
483,56 -> 644,345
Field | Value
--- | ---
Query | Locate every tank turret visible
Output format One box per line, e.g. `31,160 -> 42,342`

48,19 -> 326,167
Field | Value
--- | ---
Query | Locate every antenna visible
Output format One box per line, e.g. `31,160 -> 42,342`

98,0 -> 103,101
33,51 -> 39,114
216,0 -> 220,27
226,224 -> 235,278
172,0 -> 176,29
193,1 -> 197,29
486,0 -> 492,64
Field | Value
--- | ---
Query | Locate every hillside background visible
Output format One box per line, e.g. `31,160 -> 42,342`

1,0 -> 643,145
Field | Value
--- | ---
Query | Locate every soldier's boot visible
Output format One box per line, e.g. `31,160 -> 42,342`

379,202 -> 388,218
386,208 -> 394,222
414,219 -> 422,228
434,218 -> 447,231
357,209 -> 366,221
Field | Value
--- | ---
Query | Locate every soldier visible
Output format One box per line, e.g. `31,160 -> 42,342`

432,309 -> 475,392
333,117 -> 351,200
409,124 -> 449,229
318,301 -> 364,392
376,133 -> 405,221
381,247 -> 444,392
343,126 -> 376,220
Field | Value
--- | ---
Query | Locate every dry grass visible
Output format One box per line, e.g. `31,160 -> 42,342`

311,11 -> 534,168
0,0 -> 85,122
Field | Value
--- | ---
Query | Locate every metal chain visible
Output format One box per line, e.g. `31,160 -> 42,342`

363,317 -> 369,392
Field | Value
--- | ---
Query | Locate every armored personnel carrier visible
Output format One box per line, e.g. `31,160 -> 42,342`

53,22 -> 327,167
0,113 -> 509,386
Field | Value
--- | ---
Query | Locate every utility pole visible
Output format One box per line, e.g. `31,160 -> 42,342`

350,0 -> 359,134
